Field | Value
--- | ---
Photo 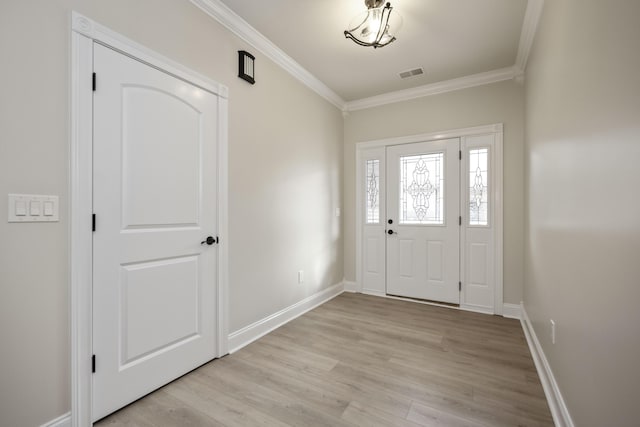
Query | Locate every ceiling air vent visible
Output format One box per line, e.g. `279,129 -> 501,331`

399,67 -> 424,79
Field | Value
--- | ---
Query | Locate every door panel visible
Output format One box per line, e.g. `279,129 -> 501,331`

361,150 -> 386,294
92,43 -> 219,421
427,240 -> 444,281
466,241 -> 492,307
469,243 -> 488,284
121,86 -> 201,228
398,239 -> 414,277
365,238 -> 380,273
461,136 -> 496,312
120,256 -> 199,364
386,139 -> 460,303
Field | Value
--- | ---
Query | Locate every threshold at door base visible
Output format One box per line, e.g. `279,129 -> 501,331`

385,293 -> 460,308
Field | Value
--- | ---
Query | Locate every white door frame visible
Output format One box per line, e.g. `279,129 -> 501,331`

70,12 -> 229,426
355,124 -> 503,314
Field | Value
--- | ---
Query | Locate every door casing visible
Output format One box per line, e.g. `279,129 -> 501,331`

355,124 -> 504,314
70,12 -> 229,427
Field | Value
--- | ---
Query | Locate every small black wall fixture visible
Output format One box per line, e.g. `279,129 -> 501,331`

238,50 -> 255,84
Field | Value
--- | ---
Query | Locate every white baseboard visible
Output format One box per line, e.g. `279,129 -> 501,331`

343,280 -> 357,293
502,302 -> 521,319
228,282 -> 344,353
521,304 -> 574,427
41,412 -> 71,427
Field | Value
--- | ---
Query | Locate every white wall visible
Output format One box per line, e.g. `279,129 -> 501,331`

0,3 -> 71,426
524,0 -> 640,426
0,1 -> 343,426
344,80 -> 525,304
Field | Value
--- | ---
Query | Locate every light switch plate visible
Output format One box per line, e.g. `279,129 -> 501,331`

43,201 -> 54,216
15,200 -> 27,216
29,200 -> 41,216
8,194 -> 59,222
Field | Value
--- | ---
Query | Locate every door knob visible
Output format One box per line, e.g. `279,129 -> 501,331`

387,229 -> 396,235
201,236 -> 217,245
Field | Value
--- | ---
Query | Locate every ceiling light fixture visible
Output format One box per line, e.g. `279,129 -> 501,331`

344,0 -> 402,49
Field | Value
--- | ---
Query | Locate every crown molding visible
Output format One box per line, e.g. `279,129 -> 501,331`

344,66 -> 518,112
355,123 -> 503,149
515,0 -> 545,73
190,0 -> 346,110
191,0 -> 544,112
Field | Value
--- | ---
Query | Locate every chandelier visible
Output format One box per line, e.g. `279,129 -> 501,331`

344,0 -> 402,48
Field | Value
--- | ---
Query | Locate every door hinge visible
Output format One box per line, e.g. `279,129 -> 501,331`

92,354 -> 96,373
459,216 -> 462,226
92,214 -> 96,232
92,73 -> 96,91
459,150 -> 462,160
459,281 -> 462,291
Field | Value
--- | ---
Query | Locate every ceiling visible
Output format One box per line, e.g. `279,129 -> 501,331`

216,0 -> 529,103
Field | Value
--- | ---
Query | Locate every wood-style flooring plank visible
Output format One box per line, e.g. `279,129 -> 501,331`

95,293 -> 553,426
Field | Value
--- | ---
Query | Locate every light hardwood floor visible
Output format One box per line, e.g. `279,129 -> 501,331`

95,293 -> 553,426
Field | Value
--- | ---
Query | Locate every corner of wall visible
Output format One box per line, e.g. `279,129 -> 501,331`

227,282 -> 345,353
520,304 -> 575,427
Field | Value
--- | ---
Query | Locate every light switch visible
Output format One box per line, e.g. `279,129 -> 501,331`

8,194 -> 59,222
43,201 -> 54,216
15,200 -> 27,216
30,201 -> 41,216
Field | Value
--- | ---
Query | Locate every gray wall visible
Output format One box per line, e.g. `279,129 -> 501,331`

523,0 -> 640,426
344,80 -> 525,304
0,1 -> 343,426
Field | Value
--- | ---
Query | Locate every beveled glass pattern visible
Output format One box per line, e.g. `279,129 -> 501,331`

469,148 -> 489,226
366,159 -> 380,224
400,153 -> 444,224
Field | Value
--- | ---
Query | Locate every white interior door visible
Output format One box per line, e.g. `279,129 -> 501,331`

92,43 -> 220,421
386,139 -> 460,304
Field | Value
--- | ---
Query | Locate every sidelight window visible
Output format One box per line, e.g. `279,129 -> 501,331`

469,148 -> 489,226
366,159 -> 380,224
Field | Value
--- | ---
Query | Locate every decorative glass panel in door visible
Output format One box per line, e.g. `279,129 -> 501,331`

468,148 -> 489,226
366,159 -> 380,224
399,153 -> 444,225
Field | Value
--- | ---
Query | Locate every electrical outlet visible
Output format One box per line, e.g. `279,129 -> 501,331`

298,270 -> 304,284
550,319 -> 556,344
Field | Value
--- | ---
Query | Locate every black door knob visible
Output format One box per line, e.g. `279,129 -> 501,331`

387,229 -> 394,235
201,236 -> 217,245
388,219 -> 393,224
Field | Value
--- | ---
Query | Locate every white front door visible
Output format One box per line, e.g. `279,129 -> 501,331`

92,43 -> 220,421
385,139 -> 460,303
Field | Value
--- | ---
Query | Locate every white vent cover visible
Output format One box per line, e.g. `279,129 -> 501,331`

399,67 -> 424,79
